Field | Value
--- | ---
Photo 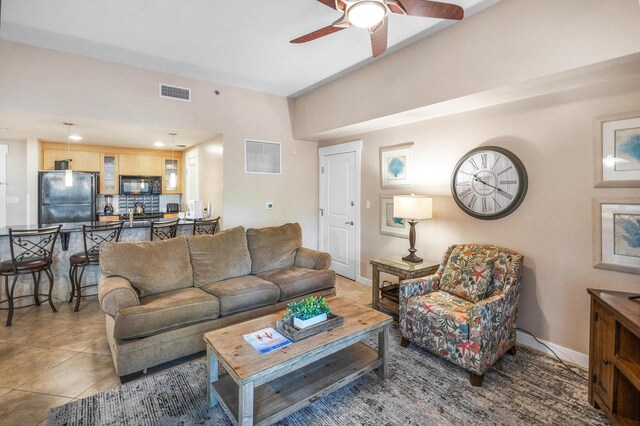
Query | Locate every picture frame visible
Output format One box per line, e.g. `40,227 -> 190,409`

594,111 -> 640,187
380,143 -> 414,188
380,196 -> 409,238
593,198 -> 640,275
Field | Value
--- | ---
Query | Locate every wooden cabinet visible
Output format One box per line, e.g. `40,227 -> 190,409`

42,149 -> 100,172
588,289 -> 640,425
162,156 -> 181,194
41,142 -> 182,193
119,154 -> 162,177
592,302 -> 615,409
100,153 -> 119,194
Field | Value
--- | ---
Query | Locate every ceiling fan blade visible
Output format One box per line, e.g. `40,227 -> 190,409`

290,25 -> 346,44
370,17 -> 388,58
315,0 -> 346,11
397,0 -> 464,20
386,0 -> 407,15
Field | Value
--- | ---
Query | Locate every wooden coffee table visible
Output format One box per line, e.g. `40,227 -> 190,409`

203,296 -> 393,425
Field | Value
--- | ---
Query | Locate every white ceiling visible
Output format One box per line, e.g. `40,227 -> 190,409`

0,0 -> 500,97
0,110 -> 215,150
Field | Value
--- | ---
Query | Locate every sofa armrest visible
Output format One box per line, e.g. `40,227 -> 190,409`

98,275 -> 140,318
295,247 -> 332,270
469,283 -> 520,370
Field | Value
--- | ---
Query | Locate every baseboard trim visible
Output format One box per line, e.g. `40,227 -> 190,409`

516,331 -> 588,369
357,276 -> 372,286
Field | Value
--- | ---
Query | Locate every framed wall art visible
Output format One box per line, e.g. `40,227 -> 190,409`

380,196 -> 409,238
593,198 -> 640,275
594,111 -> 640,187
380,143 -> 414,188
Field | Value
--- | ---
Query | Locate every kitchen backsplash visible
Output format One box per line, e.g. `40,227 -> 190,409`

97,194 -> 181,214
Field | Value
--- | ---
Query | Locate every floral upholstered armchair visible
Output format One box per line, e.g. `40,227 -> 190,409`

399,243 -> 524,387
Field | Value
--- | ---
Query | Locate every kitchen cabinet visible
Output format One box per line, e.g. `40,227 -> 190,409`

42,149 -> 100,172
41,143 -> 182,193
100,153 -> 119,194
162,156 -> 181,194
119,154 -> 162,177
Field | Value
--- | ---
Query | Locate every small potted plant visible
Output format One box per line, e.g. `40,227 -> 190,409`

284,296 -> 331,329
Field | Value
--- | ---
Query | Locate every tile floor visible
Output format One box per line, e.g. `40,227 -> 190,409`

0,275 -> 371,426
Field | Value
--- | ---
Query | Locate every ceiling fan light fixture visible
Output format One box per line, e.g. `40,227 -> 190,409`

348,1 -> 386,28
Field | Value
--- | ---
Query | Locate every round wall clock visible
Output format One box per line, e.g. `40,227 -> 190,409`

451,146 -> 528,220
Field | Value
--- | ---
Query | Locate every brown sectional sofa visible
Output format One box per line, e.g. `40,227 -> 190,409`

98,223 -> 335,377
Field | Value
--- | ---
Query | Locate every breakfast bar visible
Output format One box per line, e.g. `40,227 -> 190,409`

0,220 -> 195,303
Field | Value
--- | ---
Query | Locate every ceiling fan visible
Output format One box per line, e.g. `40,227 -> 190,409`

291,0 -> 464,57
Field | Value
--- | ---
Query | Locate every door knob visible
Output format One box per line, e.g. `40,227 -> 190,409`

345,221 -> 354,225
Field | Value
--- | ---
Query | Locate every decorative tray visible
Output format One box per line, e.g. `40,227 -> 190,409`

275,313 -> 344,342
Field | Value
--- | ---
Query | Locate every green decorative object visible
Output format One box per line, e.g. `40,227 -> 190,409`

284,296 -> 331,321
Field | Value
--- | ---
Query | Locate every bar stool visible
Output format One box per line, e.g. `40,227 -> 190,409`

192,217 -> 220,235
69,221 -> 123,312
150,219 -> 178,241
0,225 -> 61,326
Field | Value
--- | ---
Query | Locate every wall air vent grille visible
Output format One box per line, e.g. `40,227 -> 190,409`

160,84 -> 191,101
245,139 -> 281,174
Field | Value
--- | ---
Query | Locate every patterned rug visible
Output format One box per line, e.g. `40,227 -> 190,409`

48,324 -> 608,425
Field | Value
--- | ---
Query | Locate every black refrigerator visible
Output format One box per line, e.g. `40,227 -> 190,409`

38,171 -> 98,228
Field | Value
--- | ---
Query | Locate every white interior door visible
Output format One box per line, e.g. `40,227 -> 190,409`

186,153 -> 199,202
321,151 -> 356,279
0,145 -> 7,228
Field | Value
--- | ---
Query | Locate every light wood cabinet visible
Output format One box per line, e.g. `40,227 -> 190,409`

119,154 -> 162,177
42,149 -> 100,172
162,156 -> 181,194
100,153 -> 119,194
41,142 -> 182,193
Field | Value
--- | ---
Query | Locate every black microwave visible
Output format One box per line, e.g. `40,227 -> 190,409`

120,176 -> 162,195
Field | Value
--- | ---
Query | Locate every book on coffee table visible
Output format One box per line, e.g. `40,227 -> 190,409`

243,327 -> 292,355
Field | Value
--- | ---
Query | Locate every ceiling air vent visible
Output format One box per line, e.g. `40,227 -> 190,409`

160,83 -> 191,102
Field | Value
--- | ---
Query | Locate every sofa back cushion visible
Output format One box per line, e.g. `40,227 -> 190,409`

100,237 -> 193,297
188,226 -> 252,287
246,223 -> 302,274
439,245 -> 495,303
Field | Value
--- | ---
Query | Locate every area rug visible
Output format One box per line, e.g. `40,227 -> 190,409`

48,324 -> 607,425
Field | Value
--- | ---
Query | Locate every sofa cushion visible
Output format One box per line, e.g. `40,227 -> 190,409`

100,237 -> 193,297
114,287 -> 219,340
439,246 -> 495,303
405,290 -> 474,343
188,226 -> 251,287
200,275 -> 280,316
246,223 -> 302,274
257,266 -> 335,300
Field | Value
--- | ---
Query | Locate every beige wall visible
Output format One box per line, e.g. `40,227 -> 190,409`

320,76 -> 640,355
0,40 -> 319,247
293,0 -> 640,139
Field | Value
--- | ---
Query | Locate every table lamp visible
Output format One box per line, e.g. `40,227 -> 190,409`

393,194 -> 433,263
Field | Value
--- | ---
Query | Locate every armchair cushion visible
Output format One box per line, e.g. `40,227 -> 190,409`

404,291 -> 474,352
440,247 -> 495,302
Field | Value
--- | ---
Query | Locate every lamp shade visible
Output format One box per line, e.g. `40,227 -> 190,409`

393,195 -> 432,220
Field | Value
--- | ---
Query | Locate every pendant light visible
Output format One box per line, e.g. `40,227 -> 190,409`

64,122 -> 74,187
169,133 -> 177,189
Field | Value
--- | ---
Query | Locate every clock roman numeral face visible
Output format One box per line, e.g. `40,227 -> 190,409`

452,149 -> 524,218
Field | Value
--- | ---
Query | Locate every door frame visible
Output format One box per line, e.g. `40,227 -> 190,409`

318,140 -> 365,284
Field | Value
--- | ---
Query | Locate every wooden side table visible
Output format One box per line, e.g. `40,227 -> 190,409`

370,256 -> 440,315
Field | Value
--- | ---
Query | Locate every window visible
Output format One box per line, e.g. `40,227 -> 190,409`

244,139 -> 281,174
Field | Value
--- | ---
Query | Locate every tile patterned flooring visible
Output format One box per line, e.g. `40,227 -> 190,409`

0,275 -> 371,425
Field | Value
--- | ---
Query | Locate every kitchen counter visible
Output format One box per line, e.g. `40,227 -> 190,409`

0,219 -> 200,303
0,219 -> 195,237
